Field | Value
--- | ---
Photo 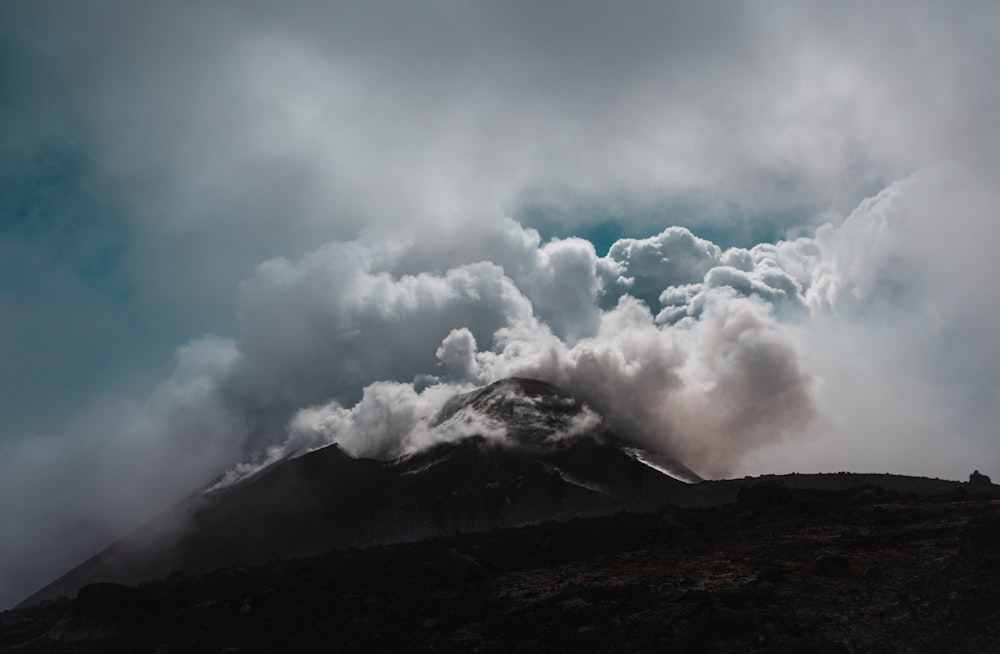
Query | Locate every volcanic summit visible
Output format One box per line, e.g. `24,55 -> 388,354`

20,377 -> 694,606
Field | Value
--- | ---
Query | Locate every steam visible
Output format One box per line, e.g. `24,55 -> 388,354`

211,164 -> 999,488
208,215 -> 818,484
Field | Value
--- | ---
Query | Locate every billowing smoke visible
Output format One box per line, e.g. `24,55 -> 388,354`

199,163 -> 999,487
200,215 -> 818,483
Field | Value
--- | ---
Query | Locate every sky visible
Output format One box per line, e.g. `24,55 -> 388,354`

2,0 -> 1000,608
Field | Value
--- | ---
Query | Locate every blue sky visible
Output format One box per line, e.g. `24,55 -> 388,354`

2,0 -> 1000,609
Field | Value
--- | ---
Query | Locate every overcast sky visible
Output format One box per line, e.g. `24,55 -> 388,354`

2,1 -> 999,608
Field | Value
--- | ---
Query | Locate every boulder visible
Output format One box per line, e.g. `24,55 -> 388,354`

968,470 -> 994,487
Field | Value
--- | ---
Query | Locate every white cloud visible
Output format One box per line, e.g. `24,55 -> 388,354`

600,227 -> 724,310
436,328 -> 479,383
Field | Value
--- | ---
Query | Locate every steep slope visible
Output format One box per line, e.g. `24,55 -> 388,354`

19,377 -> 694,607
19,445 -> 392,607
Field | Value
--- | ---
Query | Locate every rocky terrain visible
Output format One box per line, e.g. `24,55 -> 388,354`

17,378 -> 691,607
5,378 -> 999,652
3,474 -> 999,653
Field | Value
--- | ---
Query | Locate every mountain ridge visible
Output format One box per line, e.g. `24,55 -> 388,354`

19,377 -> 692,607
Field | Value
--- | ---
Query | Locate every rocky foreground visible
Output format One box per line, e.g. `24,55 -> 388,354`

3,475 -> 1000,653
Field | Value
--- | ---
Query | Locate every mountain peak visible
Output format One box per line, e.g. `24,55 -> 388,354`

20,376 -> 699,608
432,377 -> 603,448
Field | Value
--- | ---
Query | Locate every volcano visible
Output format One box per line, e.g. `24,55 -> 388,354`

19,377 -> 697,607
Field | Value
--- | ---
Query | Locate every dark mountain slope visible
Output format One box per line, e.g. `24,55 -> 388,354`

5,474 -> 999,653
20,377 -> 691,607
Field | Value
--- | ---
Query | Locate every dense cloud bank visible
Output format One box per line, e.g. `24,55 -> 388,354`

5,1 -> 999,418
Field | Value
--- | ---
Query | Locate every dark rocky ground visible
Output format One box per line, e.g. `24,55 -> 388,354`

4,474 -> 1000,653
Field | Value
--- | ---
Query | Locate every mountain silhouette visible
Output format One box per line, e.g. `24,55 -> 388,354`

19,377 -> 696,607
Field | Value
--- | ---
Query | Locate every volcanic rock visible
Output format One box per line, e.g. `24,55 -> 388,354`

20,377 -> 693,608
4,474 -> 1000,652
812,555 -> 851,578
436,549 -> 486,584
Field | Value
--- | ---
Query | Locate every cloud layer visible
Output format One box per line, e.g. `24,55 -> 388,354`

4,0 -> 998,435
